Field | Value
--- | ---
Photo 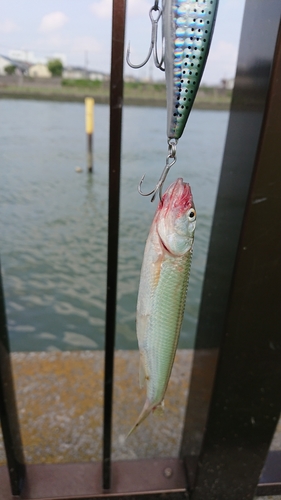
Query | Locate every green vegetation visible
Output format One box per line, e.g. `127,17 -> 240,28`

4,65 -> 16,75
125,81 -> 165,92
198,85 -> 232,100
0,75 -> 232,109
61,78 -> 166,95
62,78 -> 104,89
47,59 -> 63,77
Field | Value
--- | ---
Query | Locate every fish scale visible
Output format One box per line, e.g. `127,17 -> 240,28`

146,254 -> 192,403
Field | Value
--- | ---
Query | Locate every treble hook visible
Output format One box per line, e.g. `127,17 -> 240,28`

126,1 -> 164,70
138,140 -> 178,202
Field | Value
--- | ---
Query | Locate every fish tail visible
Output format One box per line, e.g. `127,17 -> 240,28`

126,399 -> 152,438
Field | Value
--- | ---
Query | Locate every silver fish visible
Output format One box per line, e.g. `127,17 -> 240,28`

128,178 -> 196,436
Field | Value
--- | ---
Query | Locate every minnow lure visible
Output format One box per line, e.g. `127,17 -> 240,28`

127,0 -> 219,199
127,178 -> 196,436
163,0 -> 219,140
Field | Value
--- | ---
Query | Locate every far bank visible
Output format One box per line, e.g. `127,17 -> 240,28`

0,75 -> 232,109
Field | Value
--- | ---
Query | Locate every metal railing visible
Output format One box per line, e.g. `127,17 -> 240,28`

0,0 -> 281,498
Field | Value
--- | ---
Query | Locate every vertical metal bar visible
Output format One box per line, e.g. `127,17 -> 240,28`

181,0 -> 281,464
102,0 -> 126,490
0,264 -> 25,495
180,1 -> 281,498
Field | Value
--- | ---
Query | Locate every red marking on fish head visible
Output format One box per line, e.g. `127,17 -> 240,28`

159,178 -> 193,218
155,178 -> 196,256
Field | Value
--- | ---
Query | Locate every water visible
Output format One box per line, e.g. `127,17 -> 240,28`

0,99 -> 229,351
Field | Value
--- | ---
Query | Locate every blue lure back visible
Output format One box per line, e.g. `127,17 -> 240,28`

164,0 -> 219,140
127,0 -> 219,200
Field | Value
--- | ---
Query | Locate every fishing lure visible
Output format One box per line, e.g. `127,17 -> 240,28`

127,0 -> 219,200
126,0 -> 216,435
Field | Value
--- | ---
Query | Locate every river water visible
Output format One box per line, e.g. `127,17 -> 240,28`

0,99 -> 229,351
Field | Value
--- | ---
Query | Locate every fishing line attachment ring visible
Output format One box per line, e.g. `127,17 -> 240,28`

138,139 -> 178,202
167,138 -> 177,160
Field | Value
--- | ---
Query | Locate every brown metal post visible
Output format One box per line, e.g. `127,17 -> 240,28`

102,0 -> 126,491
180,1 -> 281,498
0,264 -> 25,495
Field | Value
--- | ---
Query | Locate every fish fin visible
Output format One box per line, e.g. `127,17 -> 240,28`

126,398 -> 152,439
139,357 -> 146,389
153,400 -> 164,416
139,351 -> 149,389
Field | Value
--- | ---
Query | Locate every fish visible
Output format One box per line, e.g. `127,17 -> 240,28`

163,0 -> 219,140
128,178 -> 196,436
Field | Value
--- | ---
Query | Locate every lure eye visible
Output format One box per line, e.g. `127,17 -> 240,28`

187,208 -> 196,222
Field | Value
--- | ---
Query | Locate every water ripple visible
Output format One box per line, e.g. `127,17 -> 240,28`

1,100 -> 228,351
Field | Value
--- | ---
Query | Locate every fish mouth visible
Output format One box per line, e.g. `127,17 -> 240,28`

162,178 -> 193,212
156,178 -> 194,257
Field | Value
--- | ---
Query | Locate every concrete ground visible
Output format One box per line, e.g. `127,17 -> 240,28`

0,350 -> 280,499
0,350 -> 194,464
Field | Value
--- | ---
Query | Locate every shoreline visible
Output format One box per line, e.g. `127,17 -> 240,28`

0,89 -> 231,110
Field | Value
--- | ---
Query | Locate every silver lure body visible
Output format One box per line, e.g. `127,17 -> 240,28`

163,0 -> 219,139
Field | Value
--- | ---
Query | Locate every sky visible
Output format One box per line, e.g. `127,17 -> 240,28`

0,0 -> 245,85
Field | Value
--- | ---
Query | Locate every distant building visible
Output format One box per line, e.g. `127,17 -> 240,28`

28,63 -> 51,78
62,66 -> 108,81
62,66 -> 88,79
124,75 -> 139,83
0,54 -> 30,75
89,70 -> 109,81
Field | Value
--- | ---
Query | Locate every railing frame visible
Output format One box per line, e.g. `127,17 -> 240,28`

180,2 -> 281,497
102,0 -> 126,490
0,0 -> 281,499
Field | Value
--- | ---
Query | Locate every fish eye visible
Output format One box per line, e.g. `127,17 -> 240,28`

187,208 -> 196,222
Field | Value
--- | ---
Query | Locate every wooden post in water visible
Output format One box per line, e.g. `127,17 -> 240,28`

85,97 -> 94,172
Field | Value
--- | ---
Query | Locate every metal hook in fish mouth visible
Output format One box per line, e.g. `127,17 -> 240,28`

126,1 -> 164,71
138,140 -> 178,202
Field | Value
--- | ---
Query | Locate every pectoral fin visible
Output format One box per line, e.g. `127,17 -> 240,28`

139,356 -> 146,389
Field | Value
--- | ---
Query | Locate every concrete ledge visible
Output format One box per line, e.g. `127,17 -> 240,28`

0,350 -> 194,465
0,348 -> 280,488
